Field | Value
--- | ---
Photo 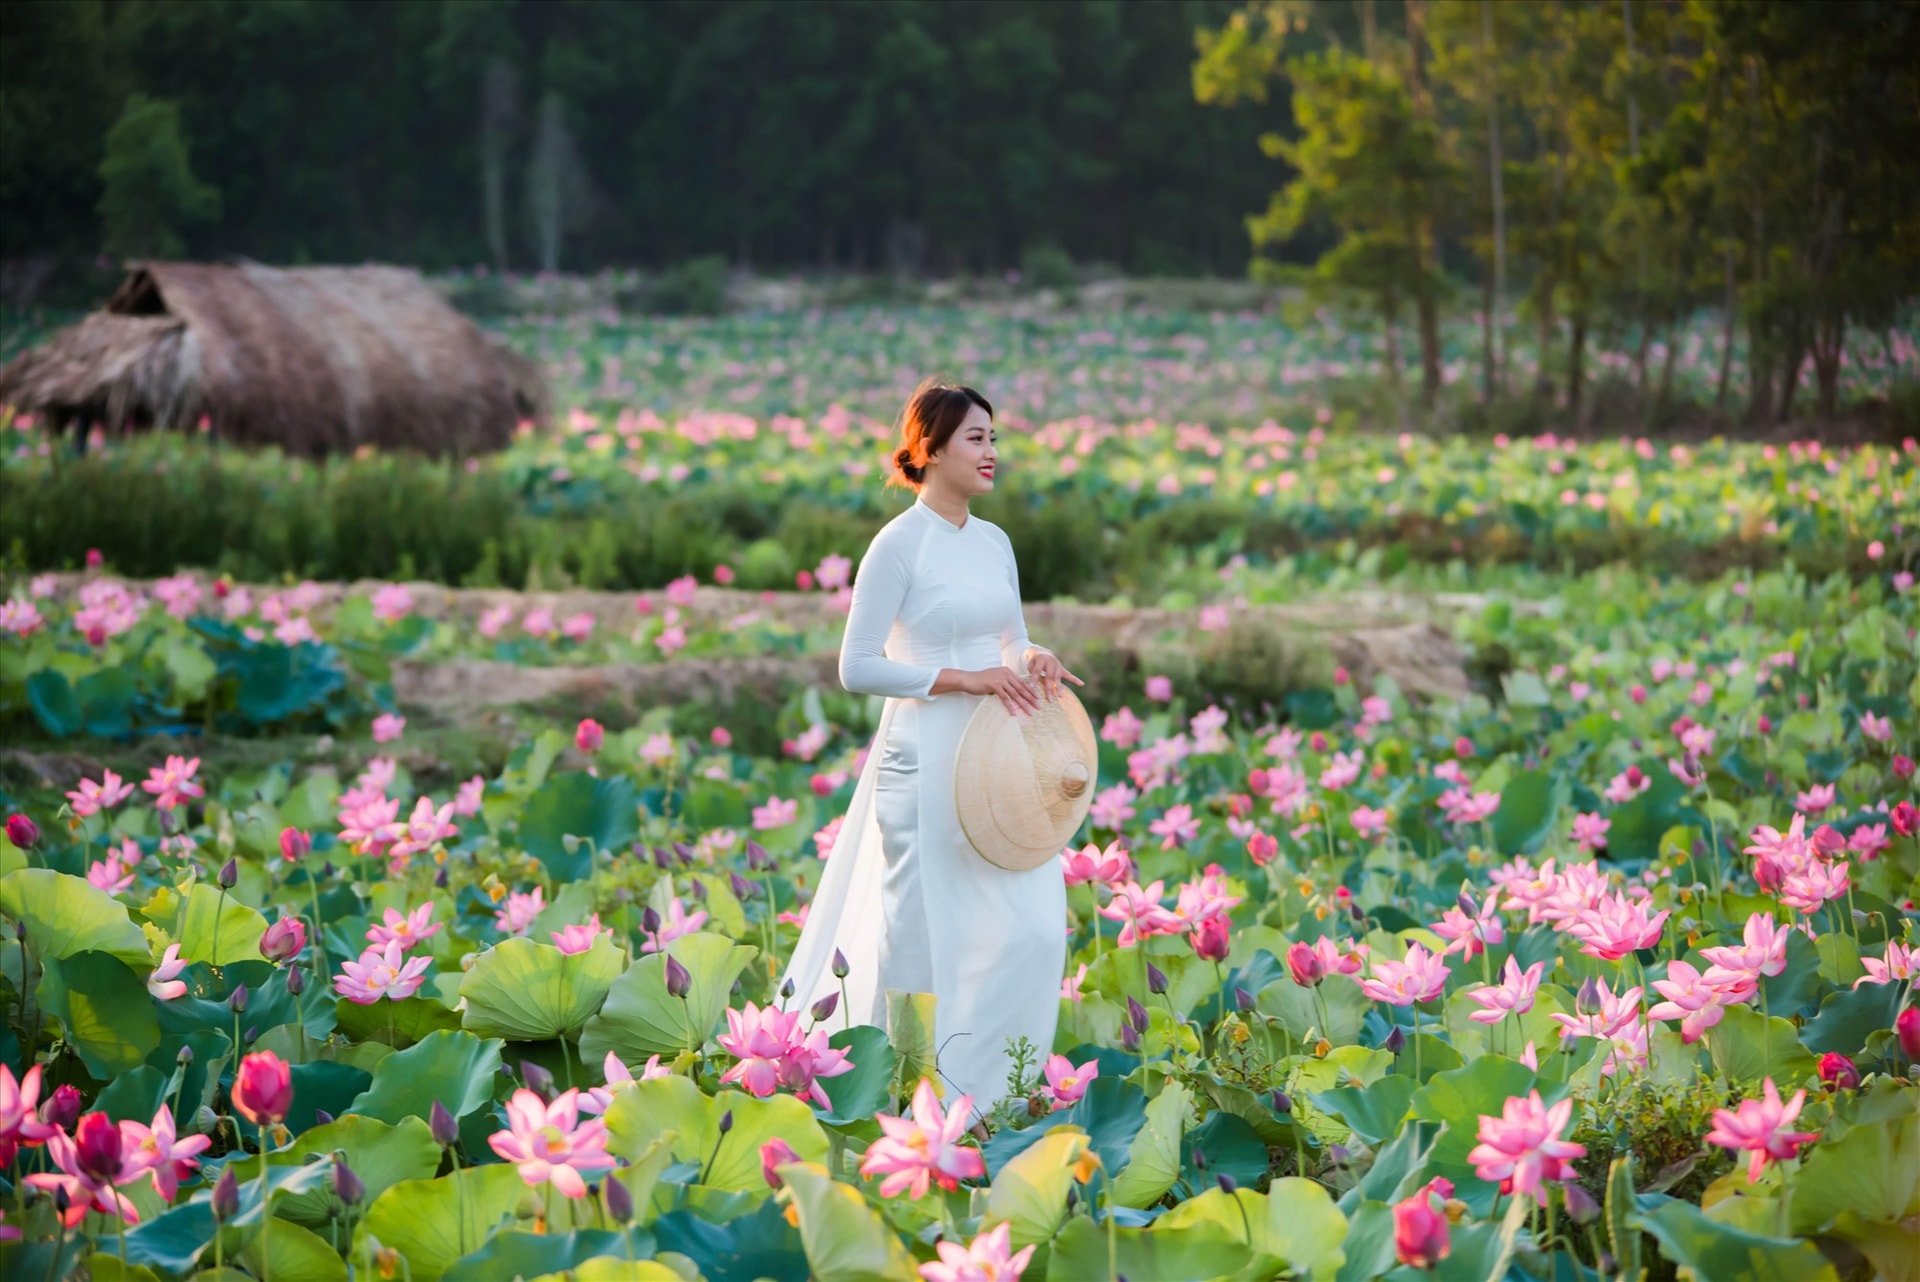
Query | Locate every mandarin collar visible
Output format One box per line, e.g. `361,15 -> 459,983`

914,494 -> 970,533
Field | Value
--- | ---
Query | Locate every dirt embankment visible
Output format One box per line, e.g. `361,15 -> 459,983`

31,574 -> 1476,718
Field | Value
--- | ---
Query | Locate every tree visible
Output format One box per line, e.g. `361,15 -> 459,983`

96,93 -> 220,260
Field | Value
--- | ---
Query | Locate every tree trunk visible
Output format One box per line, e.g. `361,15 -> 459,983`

1480,270 -> 1496,406
1745,310 -> 1773,427
1361,0 -> 1378,61
1480,0 -> 1507,401
1777,340 -> 1807,423
1655,316 -> 1679,424
1533,277 -> 1558,403
1568,311 -> 1588,425
1382,295 -> 1412,432
1715,246 -> 1737,411
1811,310 -> 1843,420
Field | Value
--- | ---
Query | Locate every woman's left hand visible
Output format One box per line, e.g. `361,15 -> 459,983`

1027,651 -> 1084,702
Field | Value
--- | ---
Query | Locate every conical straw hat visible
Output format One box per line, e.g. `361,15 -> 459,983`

953,686 -> 1098,871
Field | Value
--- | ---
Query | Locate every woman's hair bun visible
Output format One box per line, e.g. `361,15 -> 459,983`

893,446 -> 923,483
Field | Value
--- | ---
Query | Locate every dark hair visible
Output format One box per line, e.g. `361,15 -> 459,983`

887,378 -> 993,490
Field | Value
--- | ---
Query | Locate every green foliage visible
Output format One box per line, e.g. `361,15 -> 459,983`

641,255 -> 730,316
96,94 -> 219,260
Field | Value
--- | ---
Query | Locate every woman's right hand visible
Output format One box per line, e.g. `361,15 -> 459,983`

968,666 -> 1044,716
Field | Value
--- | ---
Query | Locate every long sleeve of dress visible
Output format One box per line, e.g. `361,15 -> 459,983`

991,524 -> 1051,674
839,527 -> 943,700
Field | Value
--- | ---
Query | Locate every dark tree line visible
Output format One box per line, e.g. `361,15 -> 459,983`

2,0 -> 1287,282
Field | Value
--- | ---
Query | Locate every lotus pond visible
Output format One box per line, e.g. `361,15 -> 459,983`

1,543 -> 1917,1282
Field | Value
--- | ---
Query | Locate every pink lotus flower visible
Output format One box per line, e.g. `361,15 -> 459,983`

1061,962 -> 1088,1002
147,943 -> 188,1000
1286,936 -> 1364,988
1432,894 -> 1505,959
233,1050 -> 293,1127
1795,784 -> 1836,815
760,1137 -> 801,1189
66,770 -> 136,818
1571,812 -> 1610,852
1100,706 -> 1144,749
142,755 -> 204,811
1171,864 -> 1243,931
119,1103 -> 210,1199
0,1064 -> 56,1166
1603,766 -> 1652,804
1697,912 -> 1789,987
454,775 -> 487,816
1648,961 -> 1738,1043
858,1077 -> 985,1199
1393,1176 -> 1453,1270
495,886 -> 546,935
551,915 -> 611,955
260,915 -> 306,962
87,843 -> 138,895
918,1221 -> 1036,1282
1848,824 -> 1890,860
1088,783 -> 1138,831
1351,806 -> 1391,838
1190,914 -> 1231,962
1438,786 -> 1501,825
580,1051 -> 672,1116
1466,958 -> 1543,1026
371,713 -> 407,744
488,1087 -> 615,1197
1780,859 -> 1849,914
641,897 -> 708,951
716,1002 -> 855,1109
1467,1090 -> 1586,1207
753,795 -> 799,830
334,940 -> 432,1004
1564,891 -> 1670,960
386,796 -> 458,864
1319,751 -> 1363,791
368,903 -> 442,952
1358,944 -> 1451,1006
1854,941 -> 1917,988
1144,675 -> 1173,702
1859,711 -> 1892,743
1097,880 -> 1182,948
1061,839 -> 1134,888
26,1115 -> 141,1227
337,795 -> 403,858
1041,1054 -> 1099,1110
1706,1079 -> 1818,1182
1148,803 -> 1200,849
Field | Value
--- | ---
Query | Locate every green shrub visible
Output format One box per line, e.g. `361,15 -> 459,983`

644,255 -> 731,316
1019,243 -> 1078,293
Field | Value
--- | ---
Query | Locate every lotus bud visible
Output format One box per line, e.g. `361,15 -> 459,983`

430,1099 -> 459,1148
1895,1006 -> 1920,1062
177,1045 -> 195,1065
688,878 -> 707,901
213,1168 -> 241,1221
831,948 -> 850,979
521,1060 -> 555,1097
1383,1025 -> 1406,1054
745,840 -> 771,871
562,834 -> 582,855
74,1112 -> 125,1183
333,1157 -> 366,1207
811,991 -> 838,1023
6,813 -> 40,849
717,1109 -> 733,1136
664,954 -> 692,999
1576,976 -> 1602,1014
780,977 -> 795,1001
1217,1174 -> 1237,1195
279,827 -> 311,862
1271,1090 -> 1292,1114
245,1025 -> 258,1042
229,983 -> 249,1013
1234,986 -> 1255,1012
44,1084 -> 82,1131
641,905 -> 662,934
218,857 -> 239,888
261,916 -> 306,962
1456,891 -> 1476,915
1146,962 -> 1168,994
729,870 -> 755,900
651,846 -> 673,870
604,1172 -> 633,1223
1120,1021 -> 1140,1052
1191,1145 -> 1208,1171
285,965 -> 306,996
1563,1183 -> 1600,1224
434,865 -> 449,889
313,1108 -> 334,1126
1329,1143 -> 1351,1167
673,841 -> 695,866
1126,996 -> 1150,1033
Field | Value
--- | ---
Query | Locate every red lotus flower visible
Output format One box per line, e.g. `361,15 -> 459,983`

1393,1176 -> 1454,1270
232,1051 -> 293,1127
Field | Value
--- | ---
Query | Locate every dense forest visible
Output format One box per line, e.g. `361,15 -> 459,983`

2,0 -> 1289,281
3,0 -> 1916,427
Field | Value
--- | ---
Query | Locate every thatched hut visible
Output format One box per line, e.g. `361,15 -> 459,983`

0,262 -> 544,457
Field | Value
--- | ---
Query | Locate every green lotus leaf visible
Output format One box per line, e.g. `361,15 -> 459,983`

519,771 -> 640,882
1312,1073 -> 1417,1146
1788,1109 -> 1920,1233
166,883 -> 269,966
578,932 -> 758,1062
459,934 -> 624,1041
529,1260 -> 686,1282
1046,1211 -> 1248,1281
775,1161 -> 918,1282
603,1078 -> 829,1194
1706,1004 -> 1817,1087
1110,1079 -> 1191,1209
218,1115 -> 440,1231
37,950 -> 161,1077
355,1164 -> 533,1282
982,1128 -> 1089,1247
885,988 -> 939,1092
333,994 -> 464,1048
1638,1199 -> 1838,1282
444,1231 -> 637,1282
0,868 -> 151,966
350,1029 -> 505,1125
810,1023 -> 894,1128
982,1076 -> 1148,1182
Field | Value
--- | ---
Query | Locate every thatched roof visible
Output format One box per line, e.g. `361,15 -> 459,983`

0,262 -> 545,457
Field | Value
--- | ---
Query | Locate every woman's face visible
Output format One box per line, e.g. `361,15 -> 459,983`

926,403 -> 996,497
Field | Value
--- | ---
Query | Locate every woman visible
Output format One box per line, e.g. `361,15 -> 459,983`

777,378 -> 1082,1133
